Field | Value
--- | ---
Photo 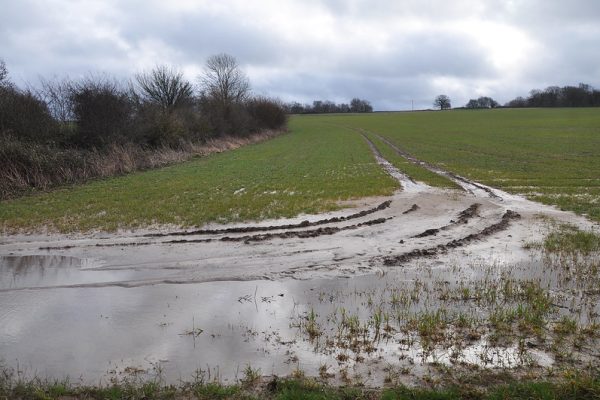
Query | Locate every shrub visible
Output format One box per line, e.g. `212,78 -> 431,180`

70,76 -> 133,147
246,96 -> 287,130
0,85 -> 58,143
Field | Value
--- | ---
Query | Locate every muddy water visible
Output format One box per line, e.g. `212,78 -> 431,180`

0,274 -> 311,383
0,252 -> 575,385
0,264 -> 402,384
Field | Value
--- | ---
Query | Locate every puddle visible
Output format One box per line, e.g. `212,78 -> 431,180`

0,255 -> 170,291
3,253 -> 591,385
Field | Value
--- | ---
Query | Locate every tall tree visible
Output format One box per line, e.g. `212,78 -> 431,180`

199,53 -> 250,108
135,65 -> 193,111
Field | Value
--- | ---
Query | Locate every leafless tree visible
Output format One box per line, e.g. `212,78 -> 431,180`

135,65 -> 193,111
39,77 -> 74,123
199,53 -> 250,107
0,59 -> 9,86
434,94 -> 451,110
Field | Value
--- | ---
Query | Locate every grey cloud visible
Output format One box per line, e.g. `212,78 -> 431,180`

1,0 -> 599,110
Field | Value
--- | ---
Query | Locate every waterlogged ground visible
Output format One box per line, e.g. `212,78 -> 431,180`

1,137 -> 599,387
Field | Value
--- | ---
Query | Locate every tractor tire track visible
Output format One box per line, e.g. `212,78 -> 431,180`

367,130 -> 501,199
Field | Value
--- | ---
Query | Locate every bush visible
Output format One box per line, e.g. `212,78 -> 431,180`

0,85 -> 58,142
70,77 -> 133,147
197,95 -> 249,137
131,95 -> 211,147
246,97 -> 287,130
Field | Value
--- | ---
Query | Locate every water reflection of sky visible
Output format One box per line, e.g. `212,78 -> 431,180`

1,252 -> 596,385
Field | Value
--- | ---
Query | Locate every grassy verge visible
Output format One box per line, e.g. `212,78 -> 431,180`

0,130 -> 282,200
306,109 -> 600,222
2,374 -> 599,400
362,131 -> 459,189
0,118 -> 397,233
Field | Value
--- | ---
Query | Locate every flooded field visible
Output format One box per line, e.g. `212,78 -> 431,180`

1,142 -> 599,387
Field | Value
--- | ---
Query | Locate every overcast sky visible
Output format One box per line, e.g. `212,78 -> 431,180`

2,0 -> 599,110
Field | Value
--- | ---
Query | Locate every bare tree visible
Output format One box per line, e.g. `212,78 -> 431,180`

40,77 -> 74,123
434,94 -> 451,110
199,53 -> 250,107
0,59 -> 8,86
350,98 -> 373,113
135,65 -> 193,111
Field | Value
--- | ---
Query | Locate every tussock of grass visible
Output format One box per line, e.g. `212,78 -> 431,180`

542,226 -> 600,254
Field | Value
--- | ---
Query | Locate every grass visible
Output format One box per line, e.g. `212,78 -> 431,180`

2,108 -> 598,232
0,118 -> 397,232
311,108 -> 600,222
2,374 -> 600,400
542,225 -> 600,255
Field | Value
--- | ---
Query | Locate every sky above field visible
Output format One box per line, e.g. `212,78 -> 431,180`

2,0 -> 600,110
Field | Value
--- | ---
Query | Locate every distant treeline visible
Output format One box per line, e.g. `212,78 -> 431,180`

464,96 -> 499,109
0,54 -> 287,198
284,98 -> 373,114
505,83 -> 600,108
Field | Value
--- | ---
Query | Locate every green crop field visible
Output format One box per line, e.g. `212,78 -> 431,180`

316,108 -> 600,221
1,108 -> 599,233
0,119 -> 397,232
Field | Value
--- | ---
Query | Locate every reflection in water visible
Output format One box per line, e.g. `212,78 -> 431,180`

0,255 -> 86,290
0,255 -> 173,291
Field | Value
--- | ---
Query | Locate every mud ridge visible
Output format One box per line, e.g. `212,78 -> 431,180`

141,200 -> 392,238
412,203 -> 480,238
39,218 -> 390,250
188,217 -> 390,244
402,204 -> 420,214
369,131 -> 501,199
382,210 -> 520,265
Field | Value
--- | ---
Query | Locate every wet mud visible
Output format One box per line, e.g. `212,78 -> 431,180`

39,217 -> 390,250
143,200 -> 392,238
402,204 -> 420,214
412,203 -> 480,238
383,210 -> 521,265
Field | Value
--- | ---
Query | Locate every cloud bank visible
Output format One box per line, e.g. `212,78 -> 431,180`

2,0 -> 599,110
